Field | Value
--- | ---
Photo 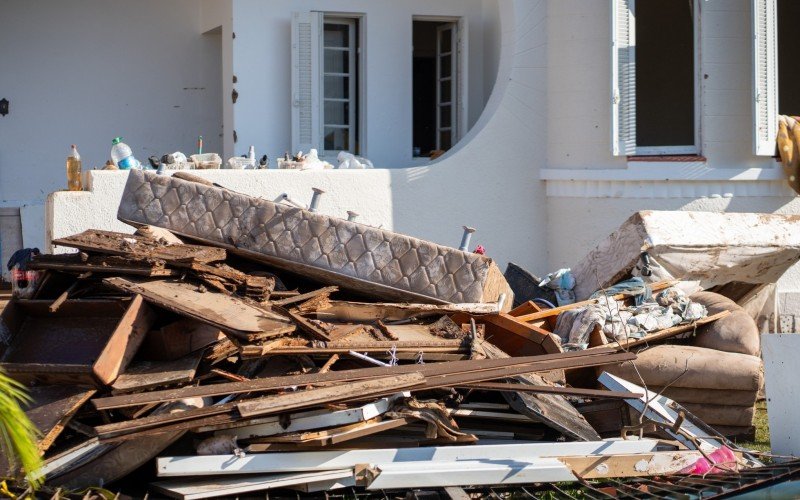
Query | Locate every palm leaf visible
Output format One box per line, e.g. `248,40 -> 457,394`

0,370 -> 42,489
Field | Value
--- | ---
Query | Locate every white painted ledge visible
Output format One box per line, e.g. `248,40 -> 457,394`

540,164 -> 794,198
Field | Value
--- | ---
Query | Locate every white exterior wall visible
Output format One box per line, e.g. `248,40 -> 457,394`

47,0 -> 551,276
229,0 -> 497,166
543,0 -> 800,319
0,1 -> 225,208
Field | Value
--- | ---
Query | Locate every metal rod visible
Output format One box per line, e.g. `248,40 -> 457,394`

458,226 -> 476,252
277,193 -> 307,209
309,187 -> 325,212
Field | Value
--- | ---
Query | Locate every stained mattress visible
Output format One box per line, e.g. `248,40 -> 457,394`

117,170 -> 511,305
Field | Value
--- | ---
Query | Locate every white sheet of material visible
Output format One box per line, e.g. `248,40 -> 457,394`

156,440 -> 660,477
762,333 -> 800,456
572,211 -> 800,301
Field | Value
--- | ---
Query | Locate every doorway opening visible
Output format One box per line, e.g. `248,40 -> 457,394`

413,20 -> 458,158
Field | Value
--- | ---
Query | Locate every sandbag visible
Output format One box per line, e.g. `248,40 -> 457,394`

689,291 -> 760,355
648,386 -> 757,407
603,345 -> 763,391
681,403 -> 755,428
712,425 -> 755,440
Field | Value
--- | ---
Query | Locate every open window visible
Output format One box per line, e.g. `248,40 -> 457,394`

612,0 -> 698,156
291,12 -> 363,157
412,18 -> 465,158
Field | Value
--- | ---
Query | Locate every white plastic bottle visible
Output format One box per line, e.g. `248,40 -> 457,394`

110,137 -> 141,170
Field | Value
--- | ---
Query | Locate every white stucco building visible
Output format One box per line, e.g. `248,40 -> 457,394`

4,0 -> 800,326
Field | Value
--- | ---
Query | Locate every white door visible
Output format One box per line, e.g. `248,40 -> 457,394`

436,23 -> 457,151
322,18 -> 357,155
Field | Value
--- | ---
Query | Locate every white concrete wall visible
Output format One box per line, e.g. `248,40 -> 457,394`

0,0 -> 224,209
48,0 -> 552,277
543,0 -> 800,318
229,0 -> 499,166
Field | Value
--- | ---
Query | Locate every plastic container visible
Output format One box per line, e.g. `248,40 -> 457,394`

190,153 -> 222,169
66,144 -> 82,191
110,137 -> 141,170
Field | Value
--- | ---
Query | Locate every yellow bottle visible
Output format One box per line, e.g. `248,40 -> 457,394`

66,144 -> 82,191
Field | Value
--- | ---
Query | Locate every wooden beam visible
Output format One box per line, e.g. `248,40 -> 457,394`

454,382 -> 642,399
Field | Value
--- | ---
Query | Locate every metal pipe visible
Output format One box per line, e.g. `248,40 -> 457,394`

458,226 -> 476,252
276,193 -> 307,209
347,210 -> 359,222
309,187 -> 325,212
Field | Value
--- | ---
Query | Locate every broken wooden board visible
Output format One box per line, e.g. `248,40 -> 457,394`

594,311 -> 730,351
92,349 -> 632,410
29,253 -> 177,277
111,354 -> 202,394
140,319 -> 226,362
451,311 -> 562,356
314,300 -> 502,322
53,229 -> 226,264
236,373 -> 426,418
473,339 -> 601,441
103,277 -> 294,340
0,296 -> 154,386
26,386 -> 96,452
117,170 -> 513,306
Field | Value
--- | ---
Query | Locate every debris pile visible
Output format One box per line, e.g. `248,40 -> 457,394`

0,174 -> 787,497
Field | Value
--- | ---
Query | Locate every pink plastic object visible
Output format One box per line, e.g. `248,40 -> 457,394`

679,446 -> 738,475
474,245 -> 486,255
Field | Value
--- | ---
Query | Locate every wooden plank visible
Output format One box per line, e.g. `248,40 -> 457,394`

595,311 -> 730,350
556,450 -> 743,479
316,300 -> 501,323
30,253 -> 177,277
53,229 -> 226,264
207,396 -> 402,436
92,354 -> 635,441
271,286 -> 339,307
515,279 -> 679,322
272,305 -> 331,341
236,373 -> 426,418
25,386 -> 96,452
103,277 -> 295,340
111,353 -> 202,394
454,382 -> 642,399
451,312 -> 561,356
92,349 -> 628,410
473,340 -> 601,441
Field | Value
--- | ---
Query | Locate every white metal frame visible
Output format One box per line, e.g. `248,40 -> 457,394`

612,0 -> 701,156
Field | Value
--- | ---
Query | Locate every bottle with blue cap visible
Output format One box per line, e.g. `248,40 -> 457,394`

110,137 -> 141,170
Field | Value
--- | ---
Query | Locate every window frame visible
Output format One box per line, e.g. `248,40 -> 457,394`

321,17 -> 358,156
611,0 -> 701,157
290,11 -> 366,158
752,0 -> 778,156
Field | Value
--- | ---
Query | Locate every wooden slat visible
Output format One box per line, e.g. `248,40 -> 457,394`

515,280 -> 679,322
593,311 -> 731,351
454,382 -> 642,399
92,348 -> 625,410
235,374 -> 425,418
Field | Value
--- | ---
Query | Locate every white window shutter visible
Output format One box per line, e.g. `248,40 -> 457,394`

611,0 -> 636,156
752,0 -> 778,156
291,11 -> 322,155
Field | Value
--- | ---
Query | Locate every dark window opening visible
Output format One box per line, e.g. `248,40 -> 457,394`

778,0 -> 800,116
413,20 -> 457,158
635,0 -> 695,149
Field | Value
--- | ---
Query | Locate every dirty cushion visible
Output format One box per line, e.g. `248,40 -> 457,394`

689,291 -> 760,355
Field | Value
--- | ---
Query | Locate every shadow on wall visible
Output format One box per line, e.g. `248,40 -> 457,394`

383,0 -> 550,275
